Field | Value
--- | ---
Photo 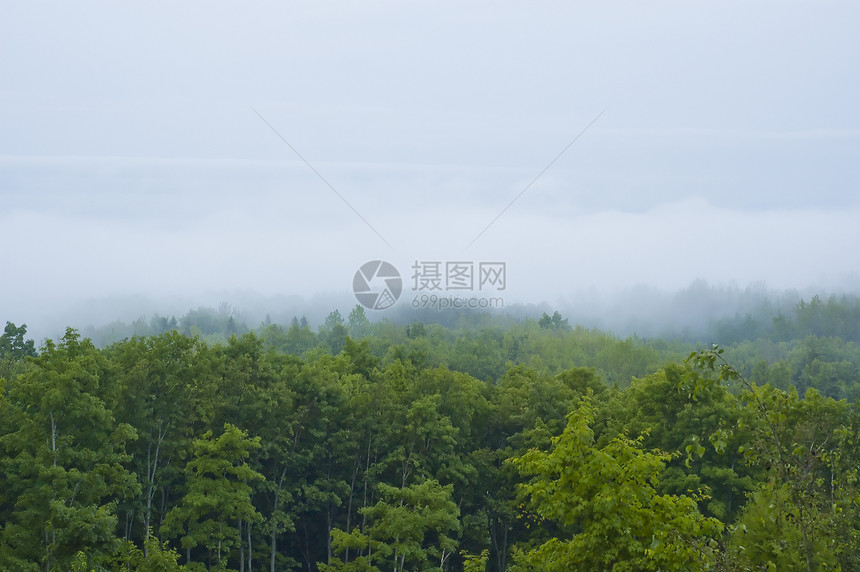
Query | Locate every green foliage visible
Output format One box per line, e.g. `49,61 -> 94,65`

0,329 -> 139,570
608,363 -> 755,522
728,482 -> 838,571
346,305 -> 372,339
115,530 -> 184,571
321,310 -> 349,354
0,321 -> 37,360
511,395 -> 722,570
0,322 -> 37,382
461,548 -> 489,572
710,293 -> 860,346
162,423 -> 264,567
328,479 -> 461,571
3,306 -> 860,570
688,346 -> 860,571
538,311 -> 570,331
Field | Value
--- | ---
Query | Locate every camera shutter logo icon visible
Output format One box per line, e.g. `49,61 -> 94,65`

353,260 -> 402,310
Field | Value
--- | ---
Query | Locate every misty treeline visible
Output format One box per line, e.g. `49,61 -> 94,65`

1,303 -> 860,571
81,290 -> 860,348
80,293 -> 860,402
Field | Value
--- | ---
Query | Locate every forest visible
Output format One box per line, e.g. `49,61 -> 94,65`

1,294 -> 860,571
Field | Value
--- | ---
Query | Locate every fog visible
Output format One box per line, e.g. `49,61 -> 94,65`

2,2 -> 859,342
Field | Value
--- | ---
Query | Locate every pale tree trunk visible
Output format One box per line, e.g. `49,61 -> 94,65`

326,500 -> 333,566
270,491 -> 278,572
217,521 -> 223,565
247,520 -> 253,572
269,466 -> 290,572
344,457 -> 361,564
143,420 -> 167,556
46,409 -> 58,571
50,409 -> 57,467
239,519 -> 245,572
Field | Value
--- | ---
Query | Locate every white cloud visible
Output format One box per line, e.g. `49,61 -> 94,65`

2,1 -> 860,335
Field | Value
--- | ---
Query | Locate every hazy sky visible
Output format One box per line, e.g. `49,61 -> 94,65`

2,1 -> 859,333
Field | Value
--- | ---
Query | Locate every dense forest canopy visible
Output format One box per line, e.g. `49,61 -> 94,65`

1,295 -> 860,570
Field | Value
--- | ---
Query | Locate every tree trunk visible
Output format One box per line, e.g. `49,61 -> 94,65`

239,519 -> 245,572
270,514 -> 278,572
248,520 -> 253,572
345,456 -> 361,564
326,502 -> 333,566
269,471 -> 288,572
143,420 -> 166,556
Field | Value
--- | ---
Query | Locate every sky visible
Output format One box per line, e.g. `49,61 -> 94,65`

2,1 -> 860,338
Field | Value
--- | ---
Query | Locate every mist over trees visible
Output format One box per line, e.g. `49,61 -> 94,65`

41,283 -> 860,347
15,280 -> 854,348
2,289 -> 860,570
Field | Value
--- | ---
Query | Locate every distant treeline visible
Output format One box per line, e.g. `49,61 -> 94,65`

67,293 -> 860,403
74,291 -> 860,349
712,293 -> 860,345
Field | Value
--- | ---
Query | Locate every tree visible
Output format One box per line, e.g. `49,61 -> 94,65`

346,306 -> 372,339
274,355 -> 355,570
537,311 -> 569,331
162,423 -> 264,569
609,363 -> 754,522
0,329 -> 139,570
0,321 -> 37,360
321,311 -> 349,355
510,395 -> 722,571
115,530 -> 185,571
250,352 -> 302,572
688,346 -> 860,571
327,479 -> 461,571
105,331 -> 210,552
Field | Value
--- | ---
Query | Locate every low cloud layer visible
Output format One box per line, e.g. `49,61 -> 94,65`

2,2 -> 859,338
